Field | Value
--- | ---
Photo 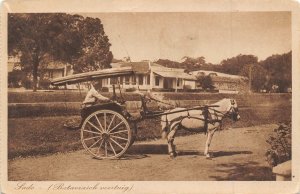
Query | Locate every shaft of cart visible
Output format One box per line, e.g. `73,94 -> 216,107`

141,105 -> 220,119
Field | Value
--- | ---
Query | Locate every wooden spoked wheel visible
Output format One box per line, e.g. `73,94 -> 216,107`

81,110 -> 132,159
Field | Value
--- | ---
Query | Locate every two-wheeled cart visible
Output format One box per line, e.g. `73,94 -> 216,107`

51,67 -> 217,159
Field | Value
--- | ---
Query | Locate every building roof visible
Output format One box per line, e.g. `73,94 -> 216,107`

45,61 -> 72,70
152,65 -> 196,80
154,71 -> 196,80
120,61 -> 150,73
111,61 -> 195,80
211,76 -> 241,83
191,70 -> 247,80
111,61 -> 165,74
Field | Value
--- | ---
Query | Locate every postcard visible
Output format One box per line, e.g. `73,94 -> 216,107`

1,0 -> 300,193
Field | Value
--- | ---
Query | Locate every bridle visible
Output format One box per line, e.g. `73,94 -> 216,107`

221,106 -> 239,121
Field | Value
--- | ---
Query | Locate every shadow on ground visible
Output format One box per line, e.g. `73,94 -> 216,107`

209,161 -> 275,181
178,150 -> 253,158
127,144 -> 168,155
126,144 -> 253,158
212,150 -> 252,157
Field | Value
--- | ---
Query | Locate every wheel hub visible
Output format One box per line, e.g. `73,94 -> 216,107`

102,132 -> 110,141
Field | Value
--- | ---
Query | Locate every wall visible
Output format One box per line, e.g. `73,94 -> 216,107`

183,80 -> 196,89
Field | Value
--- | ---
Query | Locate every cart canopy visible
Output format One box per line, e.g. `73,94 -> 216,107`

51,67 -> 134,86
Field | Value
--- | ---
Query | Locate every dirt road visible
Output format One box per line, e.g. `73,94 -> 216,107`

8,124 -> 276,181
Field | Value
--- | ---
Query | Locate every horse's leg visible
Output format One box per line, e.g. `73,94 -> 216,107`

204,127 -> 217,159
167,122 -> 180,158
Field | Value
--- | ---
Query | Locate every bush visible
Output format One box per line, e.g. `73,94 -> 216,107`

39,78 -> 51,89
22,77 -> 32,89
8,70 -> 26,88
265,122 -> 291,167
125,87 -> 137,92
183,85 -> 192,90
196,75 -> 214,90
152,88 -> 175,92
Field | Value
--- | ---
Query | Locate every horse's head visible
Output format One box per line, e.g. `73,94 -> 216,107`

226,99 -> 240,121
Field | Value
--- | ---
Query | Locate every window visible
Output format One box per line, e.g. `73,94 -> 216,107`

110,77 -> 118,85
132,75 -> 136,85
119,76 -> 123,84
177,78 -> 181,87
49,71 -> 53,79
138,75 -> 143,85
101,78 -> 106,86
147,74 -> 150,85
155,76 -> 160,86
125,76 -> 130,85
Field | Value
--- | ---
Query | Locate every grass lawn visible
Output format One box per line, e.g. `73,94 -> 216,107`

8,106 -> 291,159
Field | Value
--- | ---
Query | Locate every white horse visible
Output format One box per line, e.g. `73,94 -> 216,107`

160,98 -> 240,159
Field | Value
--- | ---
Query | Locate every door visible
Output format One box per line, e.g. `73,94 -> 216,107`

163,78 -> 173,89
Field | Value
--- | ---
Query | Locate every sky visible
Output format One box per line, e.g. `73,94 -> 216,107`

80,12 -> 291,64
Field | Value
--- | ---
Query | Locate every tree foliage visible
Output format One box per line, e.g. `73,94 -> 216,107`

155,59 -> 182,68
156,56 -> 209,71
239,64 -> 267,92
259,51 -> 291,92
181,56 -> 206,70
8,13 -> 112,91
220,54 -> 258,75
196,74 -> 214,90
266,122 -> 291,167
156,51 -> 291,93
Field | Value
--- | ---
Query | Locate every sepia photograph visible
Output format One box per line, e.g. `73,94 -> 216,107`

1,0 -> 300,193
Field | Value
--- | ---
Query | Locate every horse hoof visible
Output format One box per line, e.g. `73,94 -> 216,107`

169,152 -> 177,159
205,153 -> 213,159
204,154 -> 213,160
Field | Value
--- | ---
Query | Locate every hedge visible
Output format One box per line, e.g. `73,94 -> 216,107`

8,92 -> 291,118
8,91 -> 291,103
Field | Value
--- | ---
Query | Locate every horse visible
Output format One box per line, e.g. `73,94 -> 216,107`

160,98 -> 240,159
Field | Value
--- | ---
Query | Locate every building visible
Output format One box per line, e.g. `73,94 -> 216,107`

8,55 -> 74,89
191,70 -> 249,93
8,56 -> 21,72
43,61 -> 73,79
101,61 -> 196,92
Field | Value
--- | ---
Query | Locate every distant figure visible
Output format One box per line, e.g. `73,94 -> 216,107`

82,81 -> 111,108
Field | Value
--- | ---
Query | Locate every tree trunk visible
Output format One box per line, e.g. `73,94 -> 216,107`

32,56 -> 39,92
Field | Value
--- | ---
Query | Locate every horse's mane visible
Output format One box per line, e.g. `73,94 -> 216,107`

212,98 -> 231,113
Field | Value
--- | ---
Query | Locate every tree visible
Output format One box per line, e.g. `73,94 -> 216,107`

259,51 -> 291,92
240,64 -> 267,92
220,54 -> 258,75
196,74 -> 214,90
8,13 -> 112,91
181,56 -> 206,71
74,16 -> 113,72
155,59 -> 182,68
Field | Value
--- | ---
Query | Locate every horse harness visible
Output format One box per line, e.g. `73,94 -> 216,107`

163,106 -> 227,134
